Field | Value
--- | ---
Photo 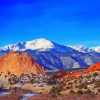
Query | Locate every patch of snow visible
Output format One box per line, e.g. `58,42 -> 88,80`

73,62 -> 80,68
3,38 -> 54,51
68,45 -> 92,53
91,46 -> 100,53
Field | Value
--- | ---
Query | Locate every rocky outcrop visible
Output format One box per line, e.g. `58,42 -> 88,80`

70,62 -> 100,77
86,62 -> 100,72
0,51 -> 45,75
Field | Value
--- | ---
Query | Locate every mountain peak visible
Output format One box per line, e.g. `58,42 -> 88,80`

3,38 -> 54,51
25,38 -> 54,50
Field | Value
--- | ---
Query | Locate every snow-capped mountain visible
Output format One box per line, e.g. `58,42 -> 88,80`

4,38 -> 54,51
0,38 -> 100,72
69,45 -> 100,53
68,45 -> 92,53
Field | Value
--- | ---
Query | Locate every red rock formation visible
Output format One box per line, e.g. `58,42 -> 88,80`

53,70 -> 68,78
68,62 -> 100,77
85,62 -> 100,72
0,51 -> 45,75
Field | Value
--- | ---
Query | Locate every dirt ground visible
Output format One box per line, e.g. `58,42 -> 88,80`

28,93 -> 100,100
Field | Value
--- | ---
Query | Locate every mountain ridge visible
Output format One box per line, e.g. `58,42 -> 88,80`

1,38 -> 100,53
0,38 -> 100,72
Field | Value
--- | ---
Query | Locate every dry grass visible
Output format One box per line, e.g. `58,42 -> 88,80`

21,84 -> 52,93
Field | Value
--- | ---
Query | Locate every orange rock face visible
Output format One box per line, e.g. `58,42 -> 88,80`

86,62 -> 100,72
68,62 -> 100,77
0,51 -> 45,75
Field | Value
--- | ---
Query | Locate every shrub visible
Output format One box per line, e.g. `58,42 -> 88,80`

8,75 -> 19,85
78,83 -> 87,89
84,89 -> 91,94
84,85 -> 87,89
66,86 -> 70,89
0,84 -> 3,90
50,86 -> 62,97
95,80 -> 100,87
78,83 -> 84,89
98,89 -> 100,93
93,72 -> 99,77
68,82 -> 72,85
77,90 -> 83,95
69,90 -> 75,94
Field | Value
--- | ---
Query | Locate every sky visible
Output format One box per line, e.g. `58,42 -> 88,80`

0,0 -> 100,47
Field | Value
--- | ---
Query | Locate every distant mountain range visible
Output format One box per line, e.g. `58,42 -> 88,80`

69,45 -> 100,53
0,38 -> 100,72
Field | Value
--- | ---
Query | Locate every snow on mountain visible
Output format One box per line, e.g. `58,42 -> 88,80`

91,46 -> 100,53
69,45 -> 100,53
2,38 -> 100,53
68,45 -> 92,53
4,38 -> 54,51
25,38 -> 54,50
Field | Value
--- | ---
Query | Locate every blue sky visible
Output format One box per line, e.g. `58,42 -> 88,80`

0,0 -> 100,47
